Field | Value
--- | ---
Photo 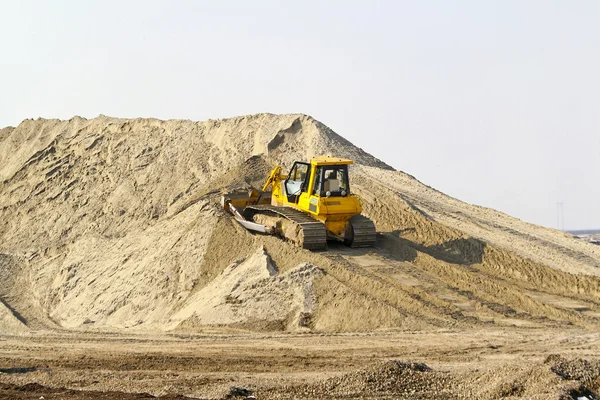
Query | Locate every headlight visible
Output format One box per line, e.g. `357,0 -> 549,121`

341,190 -> 347,196
326,191 -> 331,197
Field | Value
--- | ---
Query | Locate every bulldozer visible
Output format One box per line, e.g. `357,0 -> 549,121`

221,157 -> 376,250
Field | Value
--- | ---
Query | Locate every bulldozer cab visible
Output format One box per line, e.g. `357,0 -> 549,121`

312,165 -> 349,197
284,159 -> 352,204
285,161 -> 311,203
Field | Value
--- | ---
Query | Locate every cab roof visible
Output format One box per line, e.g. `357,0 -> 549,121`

310,156 -> 354,166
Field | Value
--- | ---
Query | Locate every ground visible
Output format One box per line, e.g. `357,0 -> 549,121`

1,327 -> 599,399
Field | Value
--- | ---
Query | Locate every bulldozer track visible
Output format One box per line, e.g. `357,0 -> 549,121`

244,205 -> 328,250
348,215 -> 377,248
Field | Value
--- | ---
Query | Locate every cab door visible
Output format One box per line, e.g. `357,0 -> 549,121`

284,162 -> 310,204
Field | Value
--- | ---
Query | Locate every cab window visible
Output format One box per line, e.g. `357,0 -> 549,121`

312,167 -> 322,195
314,165 -> 349,196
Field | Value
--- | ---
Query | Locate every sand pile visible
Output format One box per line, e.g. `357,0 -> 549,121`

0,300 -> 28,335
357,165 -> 600,277
168,247 -> 323,331
270,361 -> 454,399
262,357 -> 600,399
455,355 -> 600,399
1,113 -> 600,334
0,254 -> 29,334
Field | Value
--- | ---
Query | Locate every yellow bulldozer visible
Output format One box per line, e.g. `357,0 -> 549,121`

221,157 -> 376,250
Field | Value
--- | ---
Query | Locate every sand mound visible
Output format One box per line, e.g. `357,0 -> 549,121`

1,113 -> 600,335
263,357 -> 600,399
0,254 -> 31,334
0,299 -> 29,335
455,355 -> 600,399
547,354 -> 600,392
357,166 -> 600,277
168,247 -> 323,331
310,361 -> 451,398
43,199 -> 220,329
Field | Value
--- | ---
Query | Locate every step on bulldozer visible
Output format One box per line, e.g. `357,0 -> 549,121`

221,157 -> 376,250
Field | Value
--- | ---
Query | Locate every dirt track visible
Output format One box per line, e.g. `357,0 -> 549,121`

1,328 -> 599,399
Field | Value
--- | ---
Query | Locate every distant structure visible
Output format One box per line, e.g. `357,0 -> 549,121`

569,230 -> 600,245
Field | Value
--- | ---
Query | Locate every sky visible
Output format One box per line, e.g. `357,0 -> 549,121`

1,1 -> 599,230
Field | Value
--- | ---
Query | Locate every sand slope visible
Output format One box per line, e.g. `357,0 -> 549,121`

168,247 -> 322,331
0,300 -> 29,335
1,113 -> 599,334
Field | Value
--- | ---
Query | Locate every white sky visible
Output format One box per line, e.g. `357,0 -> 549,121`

1,1 -> 599,230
